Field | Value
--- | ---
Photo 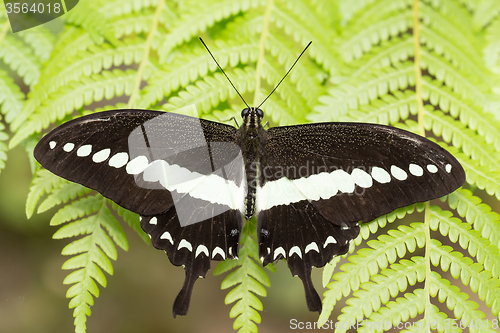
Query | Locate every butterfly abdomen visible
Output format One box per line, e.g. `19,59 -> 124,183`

244,160 -> 259,219
238,110 -> 267,220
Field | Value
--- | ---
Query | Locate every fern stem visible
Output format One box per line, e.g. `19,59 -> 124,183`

413,0 -> 424,137
253,0 -> 274,107
422,201 -> 432,331
127,0 -> 164,109
413,1 -> 432,332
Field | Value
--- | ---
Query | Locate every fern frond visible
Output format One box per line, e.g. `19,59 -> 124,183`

473,0 -> 500,29
37,182 -> 90,214
447,188 -> 500,248
164,67 -> 256,113
258,95 -> 301,126
430,206 -> 500,279
10,69 -> 136,148
422,79 -> 500,150
270,7 -> 339,73
359,301 -> 463,333
339,10 -> 413,63
26,169 -> 66,218
485,24 -> 500,72
46,39 -> 144,96
310,0 -> 339,29
17,27 -> 56,63
420,2 -> 481,61
46,28 -> 103,73
51,195 -> 107,227
98,0 -> 161,18
424,109 -> 500,174
357,289 -> 426,333
429,239 -> 500,313
139,41 -> 258,108
347,37 -> 414,77
357,203 -> 423,241
0,35 -> 41,86
51,194 -> 128,333
335,257 -> 425,331
0,67 -> 24,123
340,90 -> 417,125
260,59 -> 310,121
9,28 -> 103,131
322,256 -> 343,288
311,62 -> 415,121
458,151 -> 500,199
272,0 -> 339,72
111,11 -> 156,39
277,0 -> 335,38
215,220 -> 270,333
14,1 -> 500,332
429,271 -> 489,332
421,50 -> 489,105
429,0 -> 478,38
158,0 -> 265,62
320,222 -> 425,323
112,202 -> 149,244
338,0 -> 379,23
420,26 -> 491,84
265,32 -> 325,103
64,0 -> 117,45
14,39 -> 144,138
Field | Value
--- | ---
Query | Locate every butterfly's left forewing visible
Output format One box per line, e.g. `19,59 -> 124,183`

34,110 -> 245,316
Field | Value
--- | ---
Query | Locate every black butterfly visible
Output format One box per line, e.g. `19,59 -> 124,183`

33,38 -> 465,318
33,105 -> 465,317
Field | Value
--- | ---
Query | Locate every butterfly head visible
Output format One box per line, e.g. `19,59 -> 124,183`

241,107 -> 264,127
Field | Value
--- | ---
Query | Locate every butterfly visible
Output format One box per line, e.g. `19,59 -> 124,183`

33,104 -> 465,317
33,40 -> 465,317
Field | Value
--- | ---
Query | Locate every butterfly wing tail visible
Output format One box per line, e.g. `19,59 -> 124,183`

288,258 -> 322,313
172,256 -> 210,317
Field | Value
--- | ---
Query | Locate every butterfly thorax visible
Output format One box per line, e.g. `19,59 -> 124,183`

238,107 -> 266,220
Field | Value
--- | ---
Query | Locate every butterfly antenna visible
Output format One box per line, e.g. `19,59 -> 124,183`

257,41 -> 312,109
199,37 -> 250,109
